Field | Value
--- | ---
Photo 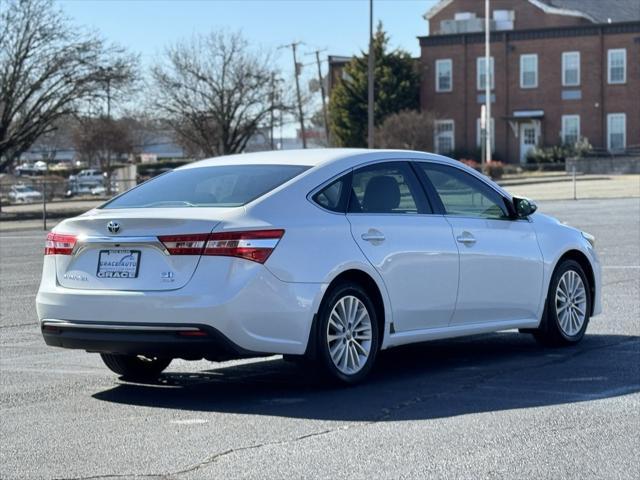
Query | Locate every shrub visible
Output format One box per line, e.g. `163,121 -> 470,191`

483,161 -> 504,180
527,137 -> 593,164
458,158 -> 480,170
375,110 -> 435,151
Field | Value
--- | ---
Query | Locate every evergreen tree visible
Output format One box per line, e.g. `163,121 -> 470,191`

329,24 -> 419,147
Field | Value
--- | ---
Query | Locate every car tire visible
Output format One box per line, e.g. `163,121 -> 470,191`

100,353 -> 172,380
315,282 -> 380,385
532,259 -> 591,347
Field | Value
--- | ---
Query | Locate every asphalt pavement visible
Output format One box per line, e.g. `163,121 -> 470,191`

0,198 -> 638,479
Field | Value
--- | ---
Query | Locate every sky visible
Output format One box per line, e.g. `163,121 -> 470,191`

56,0 -> 438,133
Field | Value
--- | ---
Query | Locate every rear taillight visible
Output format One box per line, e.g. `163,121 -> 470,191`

156,234 -> 209,255
45,233 -> 77,255
158,229 -> 284,263
204,229 -> 284,263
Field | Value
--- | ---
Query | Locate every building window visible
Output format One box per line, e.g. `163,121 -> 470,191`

434,120 -> 455,154
435,59 -> 452,92
476,117 -> 495,150
608,49 -> 626,84
561,115 -> 580,145
476,57 -> 494,91
562,52 -> 580,86
607,113 -> 626,150
520,54 -> 538,88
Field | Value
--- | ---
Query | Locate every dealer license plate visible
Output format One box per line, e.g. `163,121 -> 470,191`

97,250 -> 141,278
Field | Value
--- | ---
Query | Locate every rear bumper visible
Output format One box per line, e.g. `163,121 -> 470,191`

37,256 -> 327,356
41,320 -> 259,360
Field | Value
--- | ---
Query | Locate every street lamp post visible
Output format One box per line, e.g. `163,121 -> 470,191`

484,0 -> 492,167
367,0 -> 375,149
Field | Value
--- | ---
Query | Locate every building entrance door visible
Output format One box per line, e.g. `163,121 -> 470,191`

519,123 -> 538,164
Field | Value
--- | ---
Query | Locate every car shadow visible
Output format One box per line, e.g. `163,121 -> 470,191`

93,332 -> 640,421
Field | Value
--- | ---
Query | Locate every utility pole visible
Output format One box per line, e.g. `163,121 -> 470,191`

484,0 -> 492,167
280,42 -> 307,148
368,0 -> 375,148
105,74 -> 112,194
270,73 -> 276,150
307,49 -> 330,143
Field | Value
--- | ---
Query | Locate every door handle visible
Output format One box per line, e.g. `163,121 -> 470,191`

361,230 -> 385,243
456,233 -> 476,245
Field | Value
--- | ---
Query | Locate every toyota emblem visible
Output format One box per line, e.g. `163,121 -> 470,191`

107,221 -> 121,234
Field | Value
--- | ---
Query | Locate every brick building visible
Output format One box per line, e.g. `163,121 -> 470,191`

420,0 -> 640,163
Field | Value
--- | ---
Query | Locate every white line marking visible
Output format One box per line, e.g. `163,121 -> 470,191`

170,419 -> 209,425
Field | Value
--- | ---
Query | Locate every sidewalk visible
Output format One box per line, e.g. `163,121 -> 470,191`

501,174 -> 640,200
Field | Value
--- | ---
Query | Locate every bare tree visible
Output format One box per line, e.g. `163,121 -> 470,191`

31,118 -> 73,165
375,110 -> 436,151
72,116 -> 133,190
0,0 -> 137,172
150,31 -> 280,158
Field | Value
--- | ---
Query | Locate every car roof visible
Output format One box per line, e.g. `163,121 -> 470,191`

178,148 -> 460,170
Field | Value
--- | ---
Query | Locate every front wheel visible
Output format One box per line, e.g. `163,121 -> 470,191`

100,353 -> 172,380
533,259 -> 591,346
315,282 -> 380,384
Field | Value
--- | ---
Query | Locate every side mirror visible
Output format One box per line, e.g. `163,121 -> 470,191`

513,196 -> 537,218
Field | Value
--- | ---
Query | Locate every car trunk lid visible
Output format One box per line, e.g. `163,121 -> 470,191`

53,207 -> 239,291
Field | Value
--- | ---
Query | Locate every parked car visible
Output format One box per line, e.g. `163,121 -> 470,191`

90,184 -> 119,196
37,149 -> 601,384
65,184 -> 94,198
15,162 -> 47,176
9,184 -> 43,203
68,169 -> 104,187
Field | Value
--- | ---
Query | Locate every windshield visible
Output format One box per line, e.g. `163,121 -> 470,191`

101,164 -> 309,209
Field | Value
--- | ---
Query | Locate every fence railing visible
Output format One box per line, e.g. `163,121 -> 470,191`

0,178 -> 139,229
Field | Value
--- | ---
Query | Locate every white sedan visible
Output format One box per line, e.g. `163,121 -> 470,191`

36,149 -> 601,384
9,184 -> 43,203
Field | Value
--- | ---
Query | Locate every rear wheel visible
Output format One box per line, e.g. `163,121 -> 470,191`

532,259 -> 591,346
315,282 -> 379,384
100,353 -> 172,380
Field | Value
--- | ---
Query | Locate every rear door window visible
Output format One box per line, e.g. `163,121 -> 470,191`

348,162 -> 431,214
102,164 -> 309,209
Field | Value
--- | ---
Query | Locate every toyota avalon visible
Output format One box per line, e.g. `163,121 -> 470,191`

36,149 -> 601,384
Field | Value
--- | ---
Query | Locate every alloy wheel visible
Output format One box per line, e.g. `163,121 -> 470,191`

555,270 -> 587,337
326,295 -> 373,375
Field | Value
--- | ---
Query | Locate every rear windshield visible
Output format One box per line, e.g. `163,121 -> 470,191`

101,164 -> 309,209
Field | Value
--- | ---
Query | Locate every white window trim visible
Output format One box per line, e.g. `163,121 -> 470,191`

476,57 -> 494,91
607,48 -> 627,84
561,115 -> 580,144
520,54 -> 538,89
434,119 -> 455,154
562,51 -> 580,87
607,113 -> 627,150
435,59 -> 453,92
476,117 -> 495,150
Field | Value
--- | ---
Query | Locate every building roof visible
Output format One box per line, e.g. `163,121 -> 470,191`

537,0 -> 640,23
425,0 -> 640,23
